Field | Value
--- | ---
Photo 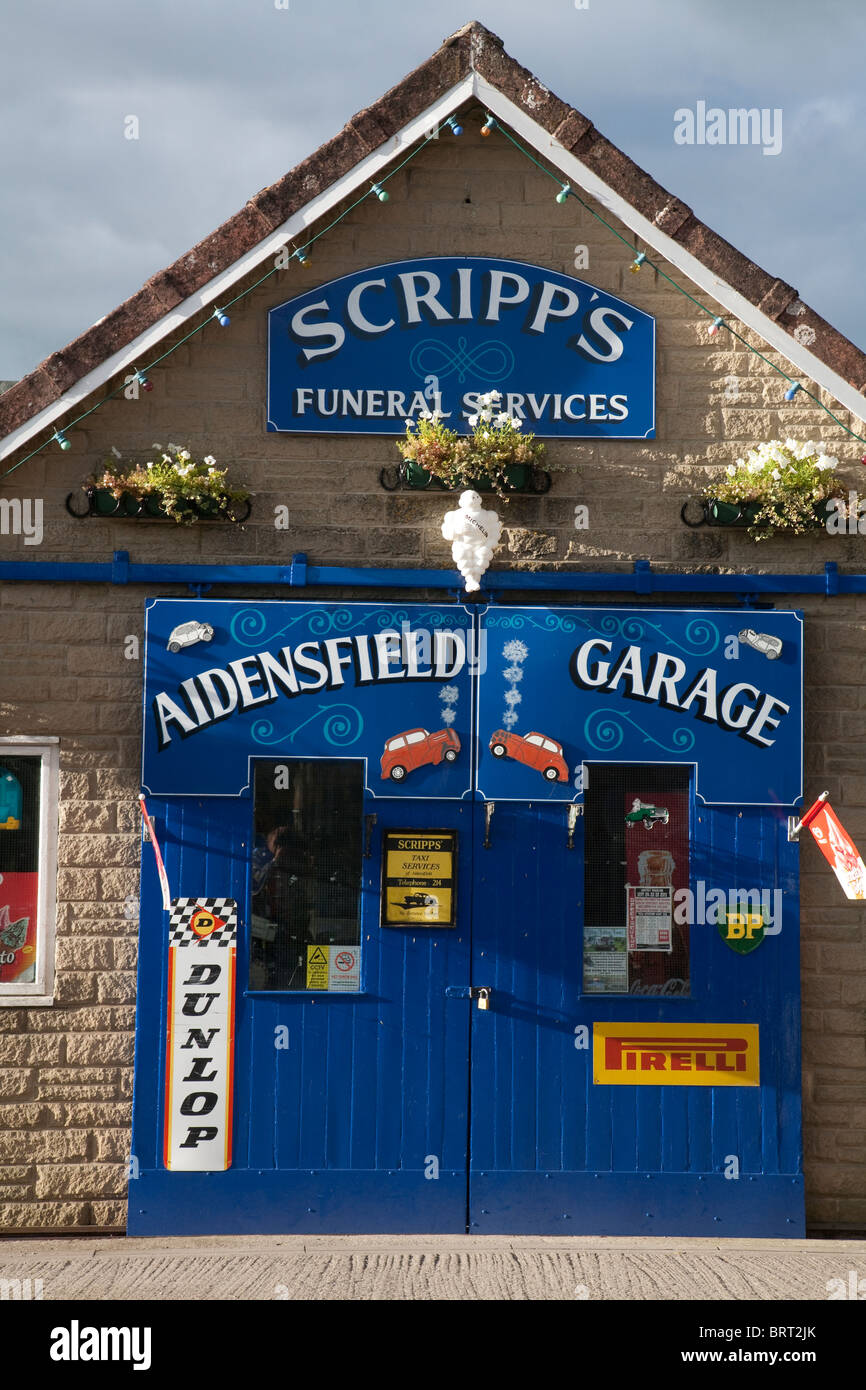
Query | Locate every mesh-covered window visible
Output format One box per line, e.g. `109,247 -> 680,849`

0,757 -> 42,987
249,760 -> 363,992
0,743 -> 58,1004
583,763 -> 691,997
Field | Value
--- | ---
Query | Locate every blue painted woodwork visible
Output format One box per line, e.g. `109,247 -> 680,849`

141,599 -> 474,799
130,600 -> 805,1236
467,798 -> 803,1236
478,606 -> 803,806
130,794 -> 473,1236
0,553 -> 857,598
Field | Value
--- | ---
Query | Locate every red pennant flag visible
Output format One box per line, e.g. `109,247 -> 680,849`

801,793 -> 866,900
139,795 -> 171,911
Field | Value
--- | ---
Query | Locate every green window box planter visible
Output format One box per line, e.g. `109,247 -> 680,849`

380,463 -> 551,495
682,495 -> 841,532
91,487 -> 121,516
66,488 -> 252,523
706,500 -> 762,526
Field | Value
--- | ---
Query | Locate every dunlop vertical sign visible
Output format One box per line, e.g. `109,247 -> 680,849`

164,898 -> 237,1170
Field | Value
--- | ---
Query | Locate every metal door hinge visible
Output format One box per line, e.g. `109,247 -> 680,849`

567,802 -> 583,850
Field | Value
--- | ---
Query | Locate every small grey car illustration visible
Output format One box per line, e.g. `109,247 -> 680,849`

738,628 -> 782,660
167,620 -> 214,653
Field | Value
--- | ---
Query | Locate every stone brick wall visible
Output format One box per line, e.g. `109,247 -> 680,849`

0,115 -> 864,1230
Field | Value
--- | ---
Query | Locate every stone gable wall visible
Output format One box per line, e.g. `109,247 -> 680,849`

0,119 -> 863,1230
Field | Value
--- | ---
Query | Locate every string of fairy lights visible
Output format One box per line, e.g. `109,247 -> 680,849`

3,103 -> 864,482
478,112 -> 866,446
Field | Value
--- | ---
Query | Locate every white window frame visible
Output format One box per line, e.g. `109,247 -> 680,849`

0,738 -> 59,1007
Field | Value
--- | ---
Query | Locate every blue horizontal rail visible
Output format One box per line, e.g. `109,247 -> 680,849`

0,553 -> 857,596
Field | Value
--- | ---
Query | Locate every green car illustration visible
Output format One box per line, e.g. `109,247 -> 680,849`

625,798 -> 670,830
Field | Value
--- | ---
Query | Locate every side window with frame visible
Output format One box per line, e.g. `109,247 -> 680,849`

0,739 -> 59,1006
249,759 -> 363,992
583,762 -> 691,998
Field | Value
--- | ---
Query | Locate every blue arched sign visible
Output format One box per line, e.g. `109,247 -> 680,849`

267,257 -> 655,438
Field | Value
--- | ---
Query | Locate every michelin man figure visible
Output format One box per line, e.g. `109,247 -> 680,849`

441,490 -> 502,592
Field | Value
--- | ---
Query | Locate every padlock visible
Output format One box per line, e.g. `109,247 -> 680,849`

476,987 -> 491,1011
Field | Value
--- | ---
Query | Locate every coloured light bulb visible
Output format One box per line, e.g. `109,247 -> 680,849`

481,114 -> 496,136
213,307 -> 231,327
54,430 -> 71,451
708,317 -> 723,337
785,382 -> 802,401
555,183 -> 571,204
630,252 -> 647,273
136,371 -> 154,392
371,183 -> 389,202
446,116 -> 463,136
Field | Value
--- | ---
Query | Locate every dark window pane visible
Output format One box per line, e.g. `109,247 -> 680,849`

249,760 -> 363,992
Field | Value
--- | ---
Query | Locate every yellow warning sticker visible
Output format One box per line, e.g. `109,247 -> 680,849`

306,944 -> 329,990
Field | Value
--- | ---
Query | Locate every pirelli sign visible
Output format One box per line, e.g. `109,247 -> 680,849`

593,1022 -> 759,1086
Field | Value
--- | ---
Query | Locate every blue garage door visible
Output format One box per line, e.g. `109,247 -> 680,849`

129,601 -> 804,1236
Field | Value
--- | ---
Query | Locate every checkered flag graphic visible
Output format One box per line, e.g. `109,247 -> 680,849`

168,898 -> 237,948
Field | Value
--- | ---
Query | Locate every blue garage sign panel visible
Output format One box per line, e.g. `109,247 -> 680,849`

476,607 -> 803,806
267,257 -> 655,438
131,600 -> 804,1239
141,599 -> 475,799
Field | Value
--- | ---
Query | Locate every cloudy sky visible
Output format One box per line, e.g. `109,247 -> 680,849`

1,0 -> 863,380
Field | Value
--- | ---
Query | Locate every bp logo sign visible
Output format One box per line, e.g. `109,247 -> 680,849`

718,911 -> 765,955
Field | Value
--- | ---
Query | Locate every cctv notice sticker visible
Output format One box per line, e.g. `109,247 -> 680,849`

382,830 -> 456,926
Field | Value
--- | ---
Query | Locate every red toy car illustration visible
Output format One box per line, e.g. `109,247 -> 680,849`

489,729 -> 569,782
380,727 -> 461,781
